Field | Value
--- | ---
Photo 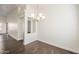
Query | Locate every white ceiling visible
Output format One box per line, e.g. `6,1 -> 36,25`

0,4 -> 17,16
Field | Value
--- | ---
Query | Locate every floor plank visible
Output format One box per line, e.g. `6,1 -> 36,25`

17,40 -> 76,54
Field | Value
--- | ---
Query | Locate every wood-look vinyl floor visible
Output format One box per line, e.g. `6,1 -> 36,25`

1,34 -> 76,54
17,40 -> 76,54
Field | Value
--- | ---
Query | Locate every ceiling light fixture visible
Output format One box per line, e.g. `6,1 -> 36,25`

28,5 -> 46,21
28,13 -> 46,21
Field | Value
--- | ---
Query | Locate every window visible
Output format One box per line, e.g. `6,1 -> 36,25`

27,20 -> 31,33
27,19 -> 36,34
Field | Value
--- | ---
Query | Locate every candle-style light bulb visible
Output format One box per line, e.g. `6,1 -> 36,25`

42,16 -> 46,19
38,13 -> 43,17
30,13 -> 35,18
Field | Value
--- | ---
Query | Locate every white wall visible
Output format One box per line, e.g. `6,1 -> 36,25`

37,4 -> 79,53
24,5 -> 38,45
7,8 -> 19,40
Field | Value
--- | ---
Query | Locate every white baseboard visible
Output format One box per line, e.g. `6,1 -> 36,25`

23,37 -> 79,53
24,39 -> 37,45
38,39 -> 79,53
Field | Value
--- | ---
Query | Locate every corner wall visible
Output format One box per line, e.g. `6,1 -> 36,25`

24,5 -> 38,45
37,4 -> 79,53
